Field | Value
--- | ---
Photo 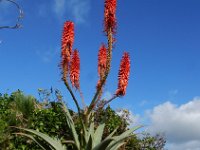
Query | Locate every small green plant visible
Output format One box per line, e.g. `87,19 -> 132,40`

0,91 -> 38,149
15,0 -> 141,149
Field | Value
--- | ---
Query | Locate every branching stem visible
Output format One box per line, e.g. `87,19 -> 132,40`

87,28 -> 113,116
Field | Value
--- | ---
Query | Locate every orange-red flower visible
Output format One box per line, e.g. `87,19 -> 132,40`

116,52 -> 130,96
104,0 -> 117,34
62,21 -> 74,56
61,21 -> 74,79
70,50 -> 80,89
98,44 -> 107,79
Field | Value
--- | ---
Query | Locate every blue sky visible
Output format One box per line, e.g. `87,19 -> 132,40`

1,0 -> 200,149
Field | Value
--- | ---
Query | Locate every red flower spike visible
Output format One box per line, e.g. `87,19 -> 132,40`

70,50 -> 80,89
104,0 -> 117,34
62,21 -> 74,56
116,52 -> 130,96
98,44 -> 107,79
61,21 -> 74,79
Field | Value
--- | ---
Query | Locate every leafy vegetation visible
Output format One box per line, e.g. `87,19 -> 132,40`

0,90 -> 165,149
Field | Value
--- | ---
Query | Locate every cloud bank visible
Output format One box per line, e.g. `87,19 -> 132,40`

146,97 -> 200,150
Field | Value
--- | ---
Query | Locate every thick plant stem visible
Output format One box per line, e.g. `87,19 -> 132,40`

87,28 -> 113,116
106,28 -> 113,74
63,78 -> 81,117
63,78 -> 86,144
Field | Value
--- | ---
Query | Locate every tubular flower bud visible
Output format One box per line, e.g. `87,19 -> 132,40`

98,44 -> 107,79
70,50 -> 80,89
61,21 -> 74,79
116,52 -> 130,96
104,0 -> 117,34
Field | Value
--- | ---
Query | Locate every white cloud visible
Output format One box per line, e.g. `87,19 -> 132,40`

52,0 -> 91,24
146,97 -> 200,150
167,141 -> 200,150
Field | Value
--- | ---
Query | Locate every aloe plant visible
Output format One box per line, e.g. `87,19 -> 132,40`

15,0 -> 141,149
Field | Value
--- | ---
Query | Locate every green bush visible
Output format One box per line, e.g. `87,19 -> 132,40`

0,91 -> 165,149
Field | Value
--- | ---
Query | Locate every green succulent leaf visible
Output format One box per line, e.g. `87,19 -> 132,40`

105,125 -> 142,150
88,122 -> 94,142
15,128 -> 66,150
92,137 -> 114,150
105,126 -> 119,140
62,102 -> 80,149
86,135 -> 93,150
93,123 -> 105,146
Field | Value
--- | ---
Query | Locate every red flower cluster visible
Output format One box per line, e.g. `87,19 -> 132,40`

61,21 -> 74,79
116,52 -> 130,96
70,50 -> 80,89
62,21 -> 74,55
104,0 -> 117,34
98,44 -> 107,79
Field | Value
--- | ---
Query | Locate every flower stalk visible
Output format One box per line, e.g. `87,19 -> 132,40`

63,78 -> 81,118
60,21 -> 82,118
86,0 -> 117,115
87,28 -> 113,116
